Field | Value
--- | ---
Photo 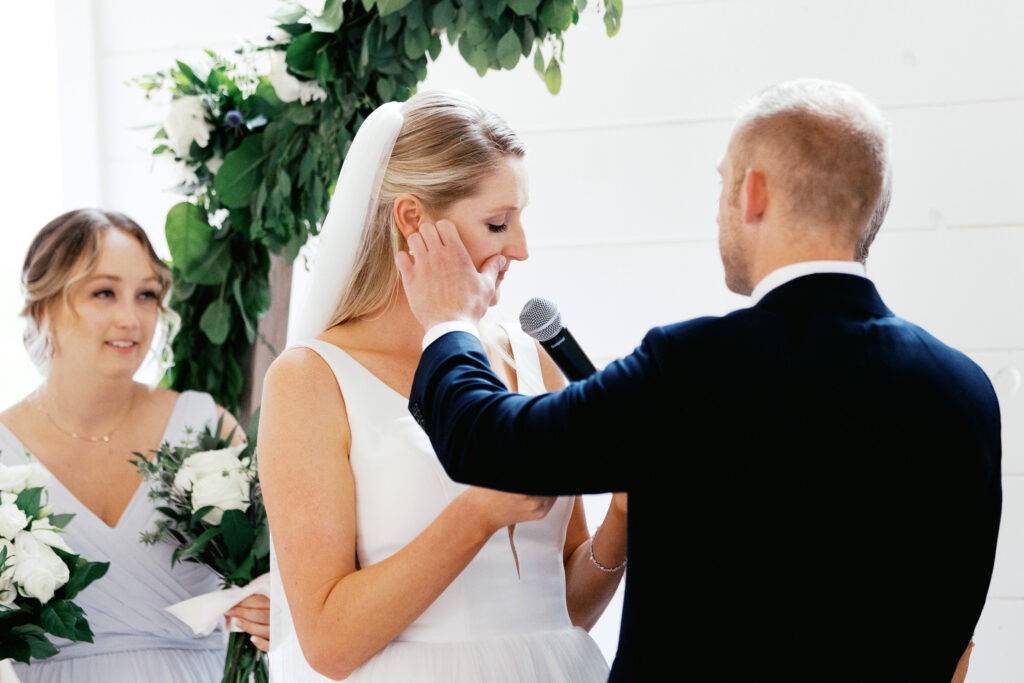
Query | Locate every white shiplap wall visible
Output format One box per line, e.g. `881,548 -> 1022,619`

58,0 -> 1023,678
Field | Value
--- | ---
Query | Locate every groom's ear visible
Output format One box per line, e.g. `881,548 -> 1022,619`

393,194 -> 428,238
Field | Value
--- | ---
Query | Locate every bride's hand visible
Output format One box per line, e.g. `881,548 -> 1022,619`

225,593 -> 271,652
457,486 -> 556,535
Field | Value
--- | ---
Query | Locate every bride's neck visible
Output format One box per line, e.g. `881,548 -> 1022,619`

38,363 -> 139,434
349,286 -> 427,356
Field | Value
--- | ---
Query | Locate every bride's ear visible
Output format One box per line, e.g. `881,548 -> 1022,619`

393,194 -> 428,238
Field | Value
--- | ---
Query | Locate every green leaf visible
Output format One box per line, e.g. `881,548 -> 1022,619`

534,47 -> 545,75
283,102 -> 316,125
544,56 -> 561,94
521,19 -> 536,56
213,135 -> 267,209
539,0 -> 573,31
61,558 -> 109,600
41,600 -> 83,640
428,32 -> 443,61
603,0 -> 622,36
0,635 -> 31,664
182,239 -> 231,286
200,299 -> 232,345
71,611 -> 95,642
376,0 -> 415,15
220,509 -> 255,565
49,512 -> 75,529
466,15 -> 490,45
15,486 -> 43,517
431,0 -> 456,27
507,0 -> 541,15
252,522 -> 270,559
310,0 -> 345,32
469,44 -> 490,76
166,203 -> 212,272
377,77 -> 396,101
481,0 -> 506,21
232,278 -> 256,343
403,25 -> 430,60
224,552 -> 255,583
9,624 -> 59,661
496,29 -> 522,69
190,505 -> 216,526
182,525 -> 221,559
285,31 -> 332,78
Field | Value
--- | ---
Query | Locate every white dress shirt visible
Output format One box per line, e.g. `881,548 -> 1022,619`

748,260 -> 867,305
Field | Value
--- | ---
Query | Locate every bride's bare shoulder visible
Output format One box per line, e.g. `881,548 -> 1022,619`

267,345 -> 333,383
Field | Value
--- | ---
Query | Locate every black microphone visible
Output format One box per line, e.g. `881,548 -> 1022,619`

519,298 -> 598,381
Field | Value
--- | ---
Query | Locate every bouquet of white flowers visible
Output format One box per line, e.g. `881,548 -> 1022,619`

0,456 -> 110,668
133,416 -> 268,683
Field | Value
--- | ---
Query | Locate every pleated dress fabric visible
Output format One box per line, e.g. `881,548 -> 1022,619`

0,391 -> 226,682
269,327 -> 609,682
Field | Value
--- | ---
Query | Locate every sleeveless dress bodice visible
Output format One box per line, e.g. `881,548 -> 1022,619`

269,328 -> 608,682
0,390 -> 225,683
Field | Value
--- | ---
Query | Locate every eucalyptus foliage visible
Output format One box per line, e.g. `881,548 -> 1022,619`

136,0 -> 621,412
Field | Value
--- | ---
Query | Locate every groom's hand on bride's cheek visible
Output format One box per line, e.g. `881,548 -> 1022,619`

396,220 -> 505,330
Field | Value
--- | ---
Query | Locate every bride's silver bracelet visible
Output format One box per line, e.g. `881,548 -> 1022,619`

589,525 -> 627,573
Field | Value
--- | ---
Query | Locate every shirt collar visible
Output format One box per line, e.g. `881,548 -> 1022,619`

749,260 -> 868,305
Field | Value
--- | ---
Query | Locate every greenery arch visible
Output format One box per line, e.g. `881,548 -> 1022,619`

137,0 -> 622,415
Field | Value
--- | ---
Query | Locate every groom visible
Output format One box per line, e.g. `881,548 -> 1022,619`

396,80 -> 1001,681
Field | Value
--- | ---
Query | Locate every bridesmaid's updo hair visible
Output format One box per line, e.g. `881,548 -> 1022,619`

21,209 -> 175,371
328,90 -> 526,327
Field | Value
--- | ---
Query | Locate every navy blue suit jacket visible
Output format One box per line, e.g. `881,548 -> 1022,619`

410,274 -> 1002,682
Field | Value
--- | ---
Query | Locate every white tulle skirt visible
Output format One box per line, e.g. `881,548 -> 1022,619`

346,628 -> 609,682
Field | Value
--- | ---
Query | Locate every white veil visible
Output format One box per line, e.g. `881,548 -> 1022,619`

288,101 -> 406,343
269,101 -> 404,683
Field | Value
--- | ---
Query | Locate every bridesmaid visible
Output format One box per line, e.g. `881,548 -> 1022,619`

0,209 -> 268,682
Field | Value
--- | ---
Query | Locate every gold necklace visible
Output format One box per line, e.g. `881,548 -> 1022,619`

39,391 -> 136,444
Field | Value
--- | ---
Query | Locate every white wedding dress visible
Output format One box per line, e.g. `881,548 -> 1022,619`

269,326 -> 609,682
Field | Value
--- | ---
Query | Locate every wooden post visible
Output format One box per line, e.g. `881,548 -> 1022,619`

240,252 -> 292,426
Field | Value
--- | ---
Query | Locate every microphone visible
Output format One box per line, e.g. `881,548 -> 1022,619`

519,297 -> 598,381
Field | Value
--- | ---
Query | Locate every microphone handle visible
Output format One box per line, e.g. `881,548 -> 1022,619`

538,327 -> 598,382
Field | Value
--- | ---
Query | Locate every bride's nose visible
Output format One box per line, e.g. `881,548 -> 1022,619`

503,223 -> 529,262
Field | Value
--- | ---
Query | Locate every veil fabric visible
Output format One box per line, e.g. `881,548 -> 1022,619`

270,101 -> 404,683
288,101 -> 405,343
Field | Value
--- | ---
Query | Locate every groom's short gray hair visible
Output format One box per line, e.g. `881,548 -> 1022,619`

730,79 -> 892,261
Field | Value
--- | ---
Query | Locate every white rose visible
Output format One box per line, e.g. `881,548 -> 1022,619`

298,0 -> 327,14
0,462 -> 50,494
0,538 -> 16,607
164,95 -> 214,158
206,156 -> 224,175
0,499 -> 28,540
191,468 -> 251,525
267,51 -> 328,105
173,444 -> 248,495
29,518 -> 70,551
13,531 -> 70,604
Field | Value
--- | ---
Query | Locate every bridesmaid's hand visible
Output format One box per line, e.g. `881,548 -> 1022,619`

225,593 -> 271,652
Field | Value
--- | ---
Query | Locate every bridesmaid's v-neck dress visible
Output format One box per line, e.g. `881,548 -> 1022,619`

0,391 -> 225,682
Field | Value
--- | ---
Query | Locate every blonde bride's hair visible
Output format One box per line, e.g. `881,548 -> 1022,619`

326,90 -> 526,328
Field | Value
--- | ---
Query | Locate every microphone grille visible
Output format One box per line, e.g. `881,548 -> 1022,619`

519,297 -> 562,342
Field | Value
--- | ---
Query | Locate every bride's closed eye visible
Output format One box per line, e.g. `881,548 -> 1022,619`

487,223 -> 508,233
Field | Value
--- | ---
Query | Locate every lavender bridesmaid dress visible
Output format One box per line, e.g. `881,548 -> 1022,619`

0,391 -> 225,682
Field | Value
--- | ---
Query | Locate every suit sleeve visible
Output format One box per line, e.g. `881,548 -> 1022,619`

409,329 -> 667,496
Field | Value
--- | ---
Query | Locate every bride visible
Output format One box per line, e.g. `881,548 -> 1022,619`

257,91 -> 628,681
